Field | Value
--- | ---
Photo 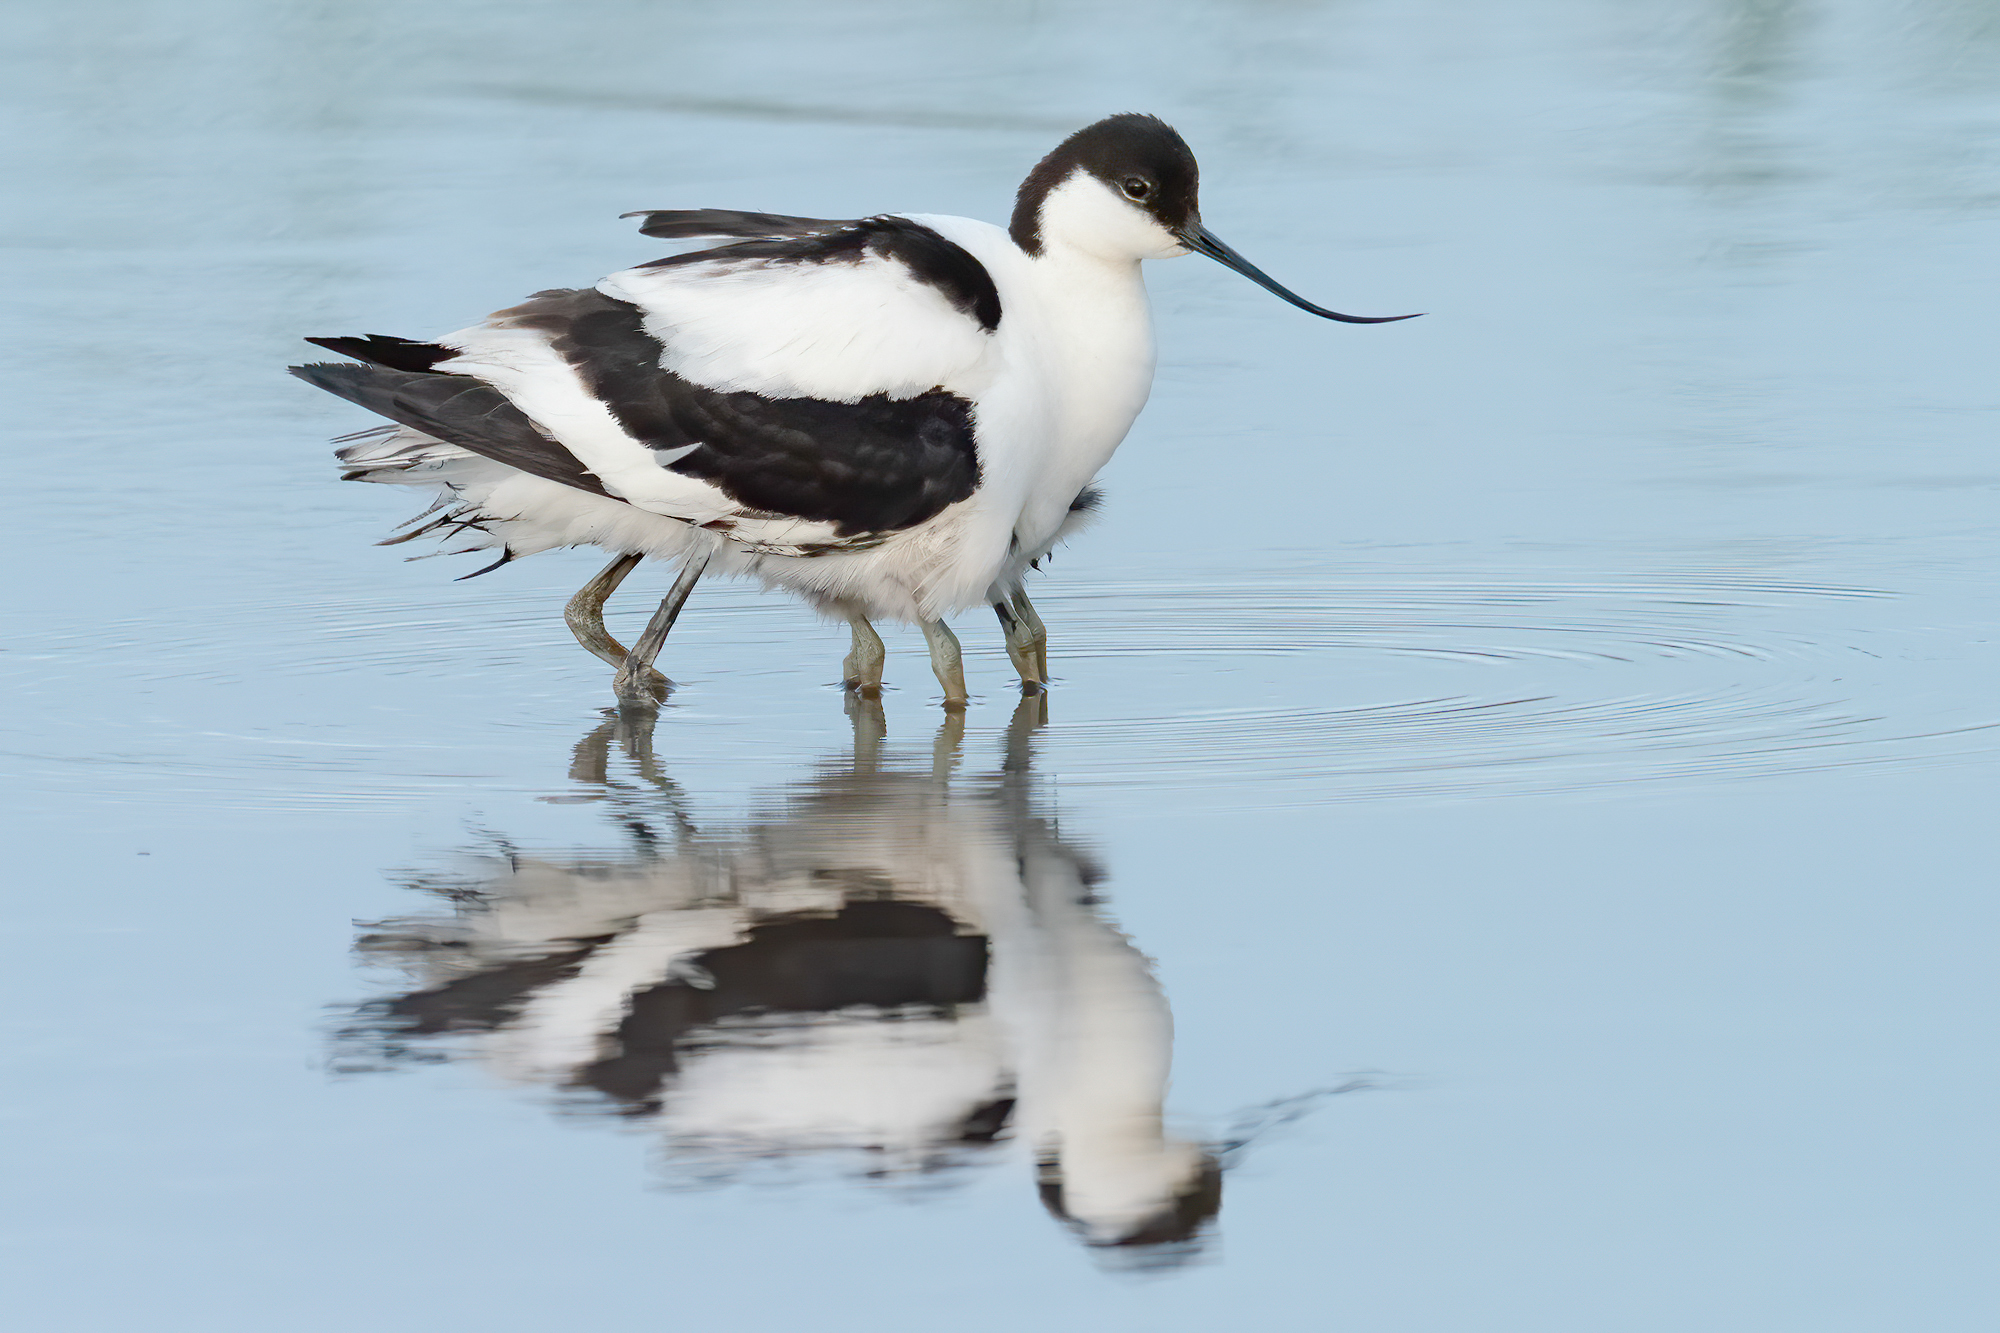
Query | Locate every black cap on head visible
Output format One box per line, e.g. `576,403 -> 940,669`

1012,114 -> 1421,325
1011,113 -> 1200,255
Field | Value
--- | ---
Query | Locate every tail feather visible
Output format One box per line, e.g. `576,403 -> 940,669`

305,334 -> 456,373
290,359 -> 612,499
621,208 -> 852,241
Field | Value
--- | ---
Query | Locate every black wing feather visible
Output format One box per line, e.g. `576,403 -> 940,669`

289,360 -> 612,498
297,212 -> 997,537
631,216 -> 1002,333
304,334 -> 457,373
620,208 -> 852,241
494,288 -> 981,536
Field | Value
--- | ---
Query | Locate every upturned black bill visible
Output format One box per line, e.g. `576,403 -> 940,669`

1183,225 -> 1420,324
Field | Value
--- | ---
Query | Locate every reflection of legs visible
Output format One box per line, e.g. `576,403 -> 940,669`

931,708 -> 966,782
845,688 -> 886,774
1002,689 -> 1046,775
613,552 -> 710,706
567,707 -> 699,843
843,617 -> 886,697
919,618 -> 968,710
564,552 -> 645,668
567,711 -> 621,784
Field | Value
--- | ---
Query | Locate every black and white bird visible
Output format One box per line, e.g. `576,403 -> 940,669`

294,113 -> 1413,707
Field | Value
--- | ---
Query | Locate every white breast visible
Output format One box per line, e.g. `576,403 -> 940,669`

907,213 -> 1158,558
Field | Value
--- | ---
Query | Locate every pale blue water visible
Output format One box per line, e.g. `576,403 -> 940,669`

3,2 -> 1996,1329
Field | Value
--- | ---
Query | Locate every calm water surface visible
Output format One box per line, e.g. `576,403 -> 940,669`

4,1 -> 1996,1329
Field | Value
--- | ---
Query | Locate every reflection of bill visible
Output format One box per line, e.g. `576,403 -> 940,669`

344,698 -> 1220,1265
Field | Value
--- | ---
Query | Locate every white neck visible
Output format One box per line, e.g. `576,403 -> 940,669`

1032,170 -> 1186,264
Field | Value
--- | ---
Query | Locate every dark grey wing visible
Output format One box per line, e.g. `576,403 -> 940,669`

629,215 -> 1003,333
619,208 -> 854,241
495,287 -> 981,537
289,360 -> 612,498
300,215 -> 997,547
303,335 -> 455,373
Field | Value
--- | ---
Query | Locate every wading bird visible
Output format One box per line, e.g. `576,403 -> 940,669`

294,114 -> 1413,708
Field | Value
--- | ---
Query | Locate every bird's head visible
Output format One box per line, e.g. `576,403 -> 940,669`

1012,113 -> 1419,324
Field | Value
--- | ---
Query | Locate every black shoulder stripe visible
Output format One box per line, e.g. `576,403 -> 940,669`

289,361 -> 612,499
635,216 -> 1001,333
494,289 -> 981,536
866,217 -> 1003,333
620,208 -> 852,241
304,334 -> 457,374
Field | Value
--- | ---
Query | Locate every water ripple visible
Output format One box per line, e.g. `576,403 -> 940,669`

1005,573 -> 1989,803
2,567 -> 1990,810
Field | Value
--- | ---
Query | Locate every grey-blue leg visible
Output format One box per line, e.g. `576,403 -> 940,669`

566,553 -> 642,657
919,617 -> 968,711
613,553 -> 710,706
843,617 -> 886,697
567,552 -> 668,700
994,589 -> 1049,690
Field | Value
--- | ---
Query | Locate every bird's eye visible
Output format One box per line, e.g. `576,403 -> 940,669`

1121,177 -> 1153,201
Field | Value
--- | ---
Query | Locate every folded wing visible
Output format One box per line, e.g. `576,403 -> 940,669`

296,216 -> 1005,555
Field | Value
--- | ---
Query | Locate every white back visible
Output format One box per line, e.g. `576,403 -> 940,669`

599,246 -> 999,403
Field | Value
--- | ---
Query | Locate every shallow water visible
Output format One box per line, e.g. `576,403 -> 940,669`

4,1 -> 1997,1329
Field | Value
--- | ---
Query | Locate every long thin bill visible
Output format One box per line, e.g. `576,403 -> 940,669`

1183,225 -> 1420,324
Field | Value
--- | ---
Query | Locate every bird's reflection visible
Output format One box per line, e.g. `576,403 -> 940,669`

343,697 -> 1220,1267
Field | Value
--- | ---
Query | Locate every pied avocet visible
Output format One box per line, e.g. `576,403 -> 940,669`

294,114 -> 1413,707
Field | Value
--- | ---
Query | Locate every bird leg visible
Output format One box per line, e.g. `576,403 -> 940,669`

843,616 -> 886,698
994,589 -> 1050,689
612,552 -> 710,708
919,617 -> 969,711
993,600 -> 1037,689
564,552 -> 670,694
1012,589 -> 1049,679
